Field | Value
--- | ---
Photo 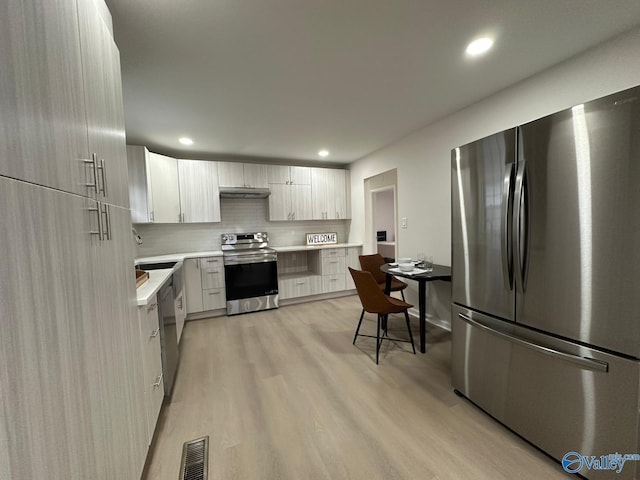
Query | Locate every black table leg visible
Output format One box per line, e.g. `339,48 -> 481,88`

419,280 -> 426,353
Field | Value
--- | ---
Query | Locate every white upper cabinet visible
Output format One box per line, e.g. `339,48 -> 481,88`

217,162 -> 244,187
243,163 -> 268,188
146,152 -> 180,223
268,183 -> 313,221
267,165 -> 313,221
218,162 -> 268,188
178,159 -> 221,223
77,0 -> 129,208
127,145 -> 151,223
266,165 -> 311,185
311,168 -> 350,220
0,0 -> 88,196
290,183 -> 313,220
127,148 -> 221,223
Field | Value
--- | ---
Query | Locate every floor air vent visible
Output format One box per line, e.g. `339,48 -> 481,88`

179,436 -> 209,480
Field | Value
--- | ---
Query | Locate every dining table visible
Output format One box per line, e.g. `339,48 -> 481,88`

380,263 -> 452,353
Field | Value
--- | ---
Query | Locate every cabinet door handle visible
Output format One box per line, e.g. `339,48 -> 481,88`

97,158 -> 107,196
152,373 -> 163,388
296,281 -> 305,285
336,211 -> 340,219
208,291 -> 220,295
207,271 -> 220,274
101,203 -> 111,241
89,201 -> 103,240
83,153 -> 99,193
150,210 -> 155,222
206,259 -> 219,263
150,327 -> 160,338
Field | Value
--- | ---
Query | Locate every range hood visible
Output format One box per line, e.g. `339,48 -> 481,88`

219,186 -> 271,199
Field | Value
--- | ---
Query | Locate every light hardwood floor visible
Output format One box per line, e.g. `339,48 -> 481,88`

144,295 -> 571,480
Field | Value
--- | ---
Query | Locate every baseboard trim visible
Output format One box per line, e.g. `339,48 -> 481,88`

407,307 -> 451,332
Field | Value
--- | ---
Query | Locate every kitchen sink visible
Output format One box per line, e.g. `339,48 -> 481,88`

136,261 -> 177,270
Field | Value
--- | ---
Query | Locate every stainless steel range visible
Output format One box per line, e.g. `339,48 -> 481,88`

221,232 -> 279,315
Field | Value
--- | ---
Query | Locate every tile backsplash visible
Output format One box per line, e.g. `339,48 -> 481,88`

134,198 -> 350,257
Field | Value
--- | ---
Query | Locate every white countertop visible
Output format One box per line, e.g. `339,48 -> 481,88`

134,243 -> 362,305
273,243 -> 362,252
136,269 -> 172,306
135,250 -> 223,265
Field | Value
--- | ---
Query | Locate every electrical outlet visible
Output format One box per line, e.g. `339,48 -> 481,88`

401,217 -> 408,229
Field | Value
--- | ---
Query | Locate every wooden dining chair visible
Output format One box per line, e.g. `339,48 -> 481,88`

349,267 -> 416,364
358,253 -> 407,299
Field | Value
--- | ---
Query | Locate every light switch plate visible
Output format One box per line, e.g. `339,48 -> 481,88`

401,217 -> 407,229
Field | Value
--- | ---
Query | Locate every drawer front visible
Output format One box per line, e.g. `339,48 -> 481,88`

279,276 -> 321,299
201,266 -> 224,289
322,274 -> 346,293
199,256 -> 223,268
320,248 -> 346,259
322,256 -> 346,275
203,288 -> 226,310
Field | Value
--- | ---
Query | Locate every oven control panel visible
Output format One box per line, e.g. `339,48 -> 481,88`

221,232 -> 268,246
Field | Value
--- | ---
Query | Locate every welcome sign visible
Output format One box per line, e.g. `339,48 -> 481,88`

306,232 -> 338,246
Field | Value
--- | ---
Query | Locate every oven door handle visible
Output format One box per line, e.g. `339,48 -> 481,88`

224,254 -> 278,265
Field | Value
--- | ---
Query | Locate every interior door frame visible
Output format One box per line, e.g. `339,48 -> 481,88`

363,169 -> 398,256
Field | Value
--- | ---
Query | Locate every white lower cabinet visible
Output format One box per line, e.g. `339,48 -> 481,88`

138,298 -> 164,445
323,274 -> 346,293
203,288 -> 226,310
185,256 -> 226,314
201,256 -> 225,289
0,175 -> 146,479
185,258 -> 204,313
279,275 -> 322,299
345,247 -> 361,290
277,246 -> 360,300
321,248 -> 346,292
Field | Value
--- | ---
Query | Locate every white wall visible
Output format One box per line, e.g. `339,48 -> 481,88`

348,27 -> 640,328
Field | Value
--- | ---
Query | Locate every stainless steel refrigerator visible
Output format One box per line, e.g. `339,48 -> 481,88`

451,86 -> 640,480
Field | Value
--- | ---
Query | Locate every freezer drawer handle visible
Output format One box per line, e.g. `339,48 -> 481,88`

458,313 -> 609,372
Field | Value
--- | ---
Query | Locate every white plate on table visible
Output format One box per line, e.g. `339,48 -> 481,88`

388,261 -> 420,267
388,267 -> 432,276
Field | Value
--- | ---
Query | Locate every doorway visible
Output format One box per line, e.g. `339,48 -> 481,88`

364,169 -> 398,259
372,188 -> 396,260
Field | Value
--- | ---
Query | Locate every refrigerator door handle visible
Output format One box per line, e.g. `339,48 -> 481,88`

458,313 -> 609,372
513,160 -> 528,293
501,163 -> 515,291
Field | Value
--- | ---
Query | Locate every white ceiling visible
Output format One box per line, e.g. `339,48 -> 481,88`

106,0 -> 640,164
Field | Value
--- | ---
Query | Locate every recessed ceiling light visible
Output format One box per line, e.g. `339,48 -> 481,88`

179,137 -> 194,145
466,37 -> 494,56
318,149 -> 330,158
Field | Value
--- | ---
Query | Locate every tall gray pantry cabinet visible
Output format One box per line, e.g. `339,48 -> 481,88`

0,1 -> 147,479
